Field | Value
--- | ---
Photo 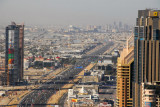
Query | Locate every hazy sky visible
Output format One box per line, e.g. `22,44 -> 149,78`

0,0 -> 160,26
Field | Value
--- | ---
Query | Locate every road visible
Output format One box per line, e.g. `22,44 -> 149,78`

18,42 -> 114,107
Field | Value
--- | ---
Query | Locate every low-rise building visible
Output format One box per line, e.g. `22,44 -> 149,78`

142,82 -> 160,107
68,85 -> 99,107
81,69 -> 104,83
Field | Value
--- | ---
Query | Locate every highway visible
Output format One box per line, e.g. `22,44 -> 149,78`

18,42 -> 114,107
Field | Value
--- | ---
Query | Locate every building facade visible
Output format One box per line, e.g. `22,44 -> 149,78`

5,22 -> 24,85
68,85 -> 99,107
133,9 -> 160,107
141,82 -> 160,107
142,83 -> 156,107
116,35 -> 134,107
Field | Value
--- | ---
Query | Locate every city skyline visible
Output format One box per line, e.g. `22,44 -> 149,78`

0,0 -> 160,106
0,0 -> 160,26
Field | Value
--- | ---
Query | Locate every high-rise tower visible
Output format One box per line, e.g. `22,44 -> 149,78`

117,35 -> 134,107
5,22 -> 24,85
133,9 -> 160,107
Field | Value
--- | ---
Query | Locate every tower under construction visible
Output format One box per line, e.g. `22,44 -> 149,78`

5,22 -> 24,85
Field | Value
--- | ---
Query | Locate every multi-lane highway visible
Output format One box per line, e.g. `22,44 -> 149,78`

18,42 -> 114,107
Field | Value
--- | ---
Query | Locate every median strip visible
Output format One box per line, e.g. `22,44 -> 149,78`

47,63 -> 96,106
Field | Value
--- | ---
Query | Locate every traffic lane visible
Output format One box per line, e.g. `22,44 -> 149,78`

19,43 -> 110,106
19,63 -> 85,106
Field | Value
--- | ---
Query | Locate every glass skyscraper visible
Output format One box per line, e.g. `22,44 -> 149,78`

133,9 -> 160,107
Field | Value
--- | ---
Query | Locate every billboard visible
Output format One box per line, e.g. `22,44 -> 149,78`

145,102 -> 151,107
71,99 -> 78,102
8,30 -> 15,72
8,30 -> 14,48
154,12 -> 158,16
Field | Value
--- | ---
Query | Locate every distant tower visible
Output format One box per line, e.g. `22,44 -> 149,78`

5,22 -> 24,85
119,21 -> 122,29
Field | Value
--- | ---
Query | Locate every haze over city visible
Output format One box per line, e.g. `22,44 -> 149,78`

0,0 -> 160,107
0,0 -> 160,26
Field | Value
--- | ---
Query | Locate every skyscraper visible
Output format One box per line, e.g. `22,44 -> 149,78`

133,9 -> 160,107
5,22 -> 24,85
117,35 -> 134,107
